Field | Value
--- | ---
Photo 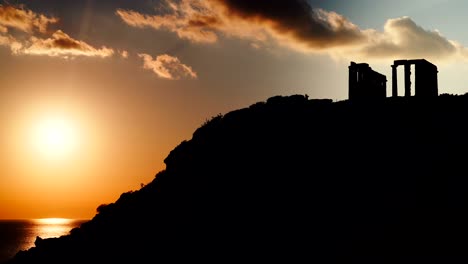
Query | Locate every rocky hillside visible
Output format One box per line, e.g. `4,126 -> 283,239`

6,94 -> 468,263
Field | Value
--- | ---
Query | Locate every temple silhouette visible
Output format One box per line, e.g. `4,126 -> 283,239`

349,59 -> 438,100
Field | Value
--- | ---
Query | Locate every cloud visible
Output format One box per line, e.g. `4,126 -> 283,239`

116,0 -> 364,49
0,34 -> 23,53
0,4 -> 58,33
116,5 -> 219,43
138,53 -> 197,80
19,30 -> 114,58
214,0 -> 365,50
0,4 -> 114,59
117,0 -> 468,62
347,17 -> 460,62
120,50 -> 129,58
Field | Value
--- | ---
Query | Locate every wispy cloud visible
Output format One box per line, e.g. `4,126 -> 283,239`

117,0 -> 468,62
138,53 -> 197,80
0,4 -> 57,33
20,30 -> 114,58
0,5 -> 114,59
116,4 -> 219,43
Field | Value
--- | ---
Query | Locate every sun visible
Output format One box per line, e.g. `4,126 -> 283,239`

33,117 -> 78,159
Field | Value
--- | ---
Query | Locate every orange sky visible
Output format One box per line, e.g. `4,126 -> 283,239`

2,0 -> 468,219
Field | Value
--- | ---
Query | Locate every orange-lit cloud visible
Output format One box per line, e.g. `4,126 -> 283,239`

0,33 -> 23,53
120,50 -> 129,58
138,53 -> 197,80
116,5 -> 219,43
0,5 -> 58,33
20,30 -> 114,58
116,0 -> 364,49
117,0 -> 468,62
116,0 -> 275,44
0,4 -> 114,59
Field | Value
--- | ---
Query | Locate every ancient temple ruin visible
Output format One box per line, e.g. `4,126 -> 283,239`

348,62 -> 387,100
349,59 -> 438,100
391,59 -> 438,98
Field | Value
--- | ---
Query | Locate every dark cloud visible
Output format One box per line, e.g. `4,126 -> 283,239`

217,0 -> 365,48
117,0 -> 364,50
116,0 -> 468,62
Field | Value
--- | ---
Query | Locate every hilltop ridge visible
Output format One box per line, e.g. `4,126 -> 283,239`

6,93 -> 468,263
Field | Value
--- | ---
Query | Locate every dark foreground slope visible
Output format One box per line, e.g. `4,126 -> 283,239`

7,94 -> 468,263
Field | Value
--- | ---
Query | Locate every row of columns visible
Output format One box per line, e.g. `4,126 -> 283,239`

391,64 -> 411,98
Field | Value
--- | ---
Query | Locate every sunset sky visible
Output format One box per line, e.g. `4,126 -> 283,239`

2,0 -> 468,219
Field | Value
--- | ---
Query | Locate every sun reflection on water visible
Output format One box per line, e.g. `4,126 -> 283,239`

33,218 -> 74,239
16,218 -> 86,252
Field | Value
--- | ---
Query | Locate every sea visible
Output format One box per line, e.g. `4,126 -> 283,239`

0,218 -> 88,263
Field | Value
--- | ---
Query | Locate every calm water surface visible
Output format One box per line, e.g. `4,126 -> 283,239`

0,218 -> 88,263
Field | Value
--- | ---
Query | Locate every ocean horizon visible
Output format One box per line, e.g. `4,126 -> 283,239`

0,218 -> 88,263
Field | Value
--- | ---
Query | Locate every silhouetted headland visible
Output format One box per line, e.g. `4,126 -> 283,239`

6,93 -> 468,263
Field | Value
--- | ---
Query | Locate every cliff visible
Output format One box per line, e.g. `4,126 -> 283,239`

6,94 -> 468,263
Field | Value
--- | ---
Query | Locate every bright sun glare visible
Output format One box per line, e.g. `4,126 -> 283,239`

35,218 -> 72,225
33,117 -> 77,159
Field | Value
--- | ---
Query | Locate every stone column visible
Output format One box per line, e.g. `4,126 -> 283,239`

391,65 -> 398,97
349,63 -> 356,100
404,64 -> 411,97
